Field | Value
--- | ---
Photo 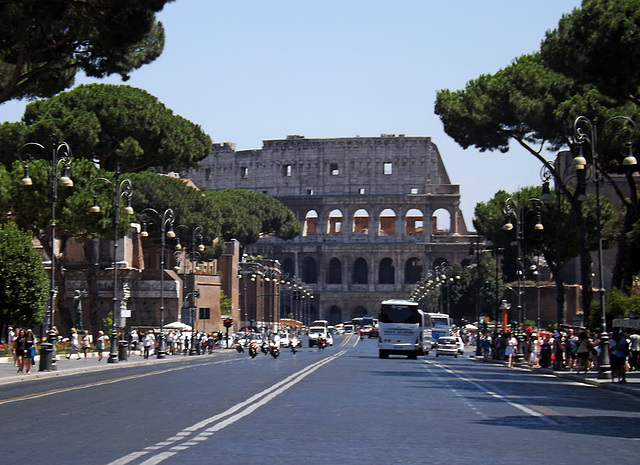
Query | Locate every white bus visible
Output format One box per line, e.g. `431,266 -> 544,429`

378,299 -> 432,359
428,312 -> 452,345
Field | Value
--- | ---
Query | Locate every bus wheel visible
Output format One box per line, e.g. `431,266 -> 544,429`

409,351 -> 418,360
379,351 -> 389,359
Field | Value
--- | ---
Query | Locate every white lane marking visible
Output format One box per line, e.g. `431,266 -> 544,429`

423,360 -> 557,425
107,351 -> 345,465
0,360 -> 235,406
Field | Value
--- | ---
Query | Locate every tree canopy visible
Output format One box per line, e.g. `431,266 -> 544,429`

0,221 -> 49,329
206,189 -> 301,246
434,0 -> 640,307
0,84 -> 212,172
0,0 -> 172,105
541,0 -> 640,107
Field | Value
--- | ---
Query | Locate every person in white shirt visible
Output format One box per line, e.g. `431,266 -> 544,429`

8,327 -> 16,366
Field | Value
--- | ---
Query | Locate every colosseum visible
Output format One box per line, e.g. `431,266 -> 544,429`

182,134 -> 478,325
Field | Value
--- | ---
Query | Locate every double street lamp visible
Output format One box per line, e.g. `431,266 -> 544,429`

175,224 -> 205,354
18,141 -> 73,372
140,208 -> 176,359
90,176 -> 134,363
572,114 -> 638,378
503,195 -> 544,334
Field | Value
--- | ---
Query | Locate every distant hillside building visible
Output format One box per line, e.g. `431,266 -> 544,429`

182,134 -> 478,324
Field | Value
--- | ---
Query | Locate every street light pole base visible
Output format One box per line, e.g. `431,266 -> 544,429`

38,341 -> 55,372
156,334 -> 166,359
597,331 -> 611,379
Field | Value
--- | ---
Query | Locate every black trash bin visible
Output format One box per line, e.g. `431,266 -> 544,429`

540,343 -> 551,368
118,340 -> 128,361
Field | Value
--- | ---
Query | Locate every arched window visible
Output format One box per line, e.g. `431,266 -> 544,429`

353,209 -> 370,234
302,256 -> 318,283
328,209 -> 343,235
379,208 -> 396,236
433,257 -> 449,269
352,258 -> 368,284
328,306 -> 342,326
281,258 -> 294,277
405,257 -> 422,284
303,210 -> 318,236
328,257 -> 342,284
405,208 -> 424,236
378,257 -> 395,284
432,208 -> 451,235
352,306 -> 367,319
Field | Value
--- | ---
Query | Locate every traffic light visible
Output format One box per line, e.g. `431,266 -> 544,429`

193,289 -> 200,298
484,280 -> 491,290
510,320 -> 518,332
481,321 -> 487,331
223,318 -> 233,328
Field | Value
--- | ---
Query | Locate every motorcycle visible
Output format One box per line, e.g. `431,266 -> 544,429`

269,341 -> 280,358
261,342 -> 269,355
235,340 -> 244,353
290,336 -> 299,354
318,336 -> 327,350
248,341 -> 259,358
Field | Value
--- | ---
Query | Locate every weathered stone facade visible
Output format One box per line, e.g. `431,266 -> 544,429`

183,134 -> 478,324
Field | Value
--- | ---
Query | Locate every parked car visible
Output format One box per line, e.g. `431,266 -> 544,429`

436,336 -> 458,358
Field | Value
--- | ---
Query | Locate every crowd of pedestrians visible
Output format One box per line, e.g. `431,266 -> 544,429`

477,327 -> 639,383
7,326 -> 38,374
128,329 -> 227,358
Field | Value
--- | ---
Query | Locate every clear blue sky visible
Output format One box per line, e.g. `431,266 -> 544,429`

0,0 -> 582,230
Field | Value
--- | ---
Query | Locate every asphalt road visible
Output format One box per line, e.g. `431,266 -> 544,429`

1,335 -> 639,465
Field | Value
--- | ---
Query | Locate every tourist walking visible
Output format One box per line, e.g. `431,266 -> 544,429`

610,331 -> 630,383
629,330 -> 640,371
506,332 -> 518,369
142,331 -> 155,359
24,329 -> 37,373
575,330 -> 592,374
96,331 -> 109,361
81,330 -> 91,360
8,326 -> 16,366
13,329 -> 26,373
67,328 -> 81,360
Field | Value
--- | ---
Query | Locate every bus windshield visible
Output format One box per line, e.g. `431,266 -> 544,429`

431,317 -> 449,327
379,305 -> 421,324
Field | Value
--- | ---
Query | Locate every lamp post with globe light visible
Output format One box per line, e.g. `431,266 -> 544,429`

89,175 -> 134,363
572,114 -> 638,379
140,208 -> 176,359
17,141 -> 74,372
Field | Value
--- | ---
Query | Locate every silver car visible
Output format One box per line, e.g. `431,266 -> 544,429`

436,336 -> 458,358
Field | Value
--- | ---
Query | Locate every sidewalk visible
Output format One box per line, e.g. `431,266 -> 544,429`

0,349 -> 229,386
473,353 -> 640,398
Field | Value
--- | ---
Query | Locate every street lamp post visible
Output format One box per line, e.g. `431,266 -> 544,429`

504,196 -> 544,362
90,175 -> 134,363
18,141 -> 73,372
572,114 -> 638,379
503,196 -> 544,332
175,224 -> 204,355
140,208 -> 175,359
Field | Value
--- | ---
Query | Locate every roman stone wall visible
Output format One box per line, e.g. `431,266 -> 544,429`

183,135 -> 478,324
